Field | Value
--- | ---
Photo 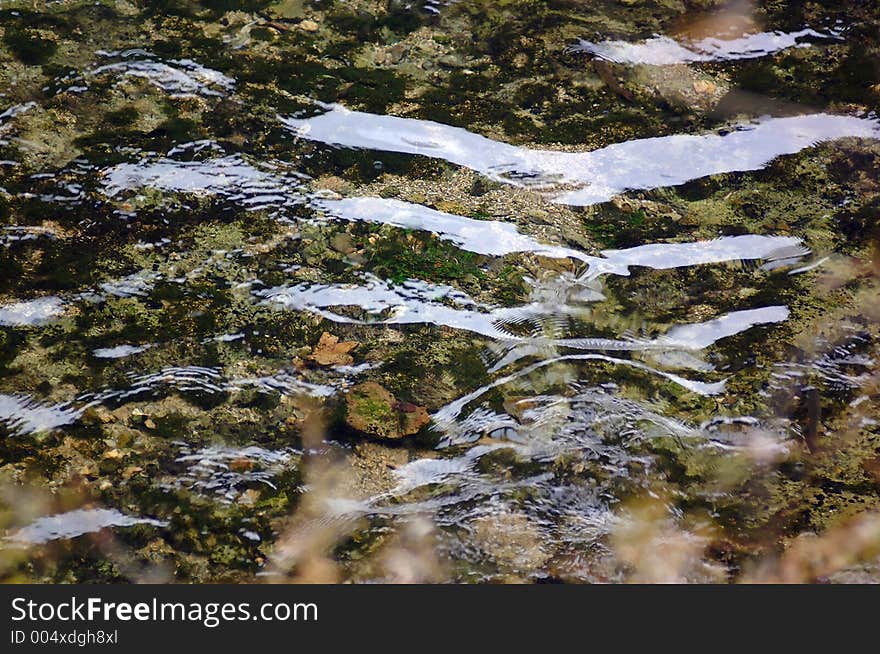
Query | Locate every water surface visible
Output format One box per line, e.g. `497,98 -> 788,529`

1,1 -> 878,584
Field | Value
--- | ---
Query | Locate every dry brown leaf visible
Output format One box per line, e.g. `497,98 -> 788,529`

693,79 -> 717,95
229,457 -> 255,473
122,465 -> 143,480
307,331 -> 359,366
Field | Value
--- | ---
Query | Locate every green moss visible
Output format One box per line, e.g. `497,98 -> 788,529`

354,396 -> 394,421
365,230 -> 486,284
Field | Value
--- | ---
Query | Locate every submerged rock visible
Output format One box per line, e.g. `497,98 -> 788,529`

345,382 -> 431,439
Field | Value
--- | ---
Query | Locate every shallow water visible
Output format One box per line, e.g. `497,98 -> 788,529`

0,1 -> 878,583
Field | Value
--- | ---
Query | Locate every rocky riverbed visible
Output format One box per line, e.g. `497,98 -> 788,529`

1,0 -> 879,583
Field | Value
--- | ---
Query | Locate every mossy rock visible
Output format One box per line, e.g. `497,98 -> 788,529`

345,381 -> 430,439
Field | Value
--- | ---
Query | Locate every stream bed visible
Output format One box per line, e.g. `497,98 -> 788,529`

1,0 -> 879,583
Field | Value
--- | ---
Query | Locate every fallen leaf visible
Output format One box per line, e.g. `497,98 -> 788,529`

307,332 -> 359,366
122,466 -> 143,480
693,79 -> 717,94
230,457 -> 255,473
78,464 -> 98,477
240,489 -> 261,505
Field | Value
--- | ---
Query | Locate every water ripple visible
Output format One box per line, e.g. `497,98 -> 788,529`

0,296 -> 65,327
571,26 -> 843,65
284,106 -> 880,206
5,508 -> 167,545
0,393 -> 82,436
